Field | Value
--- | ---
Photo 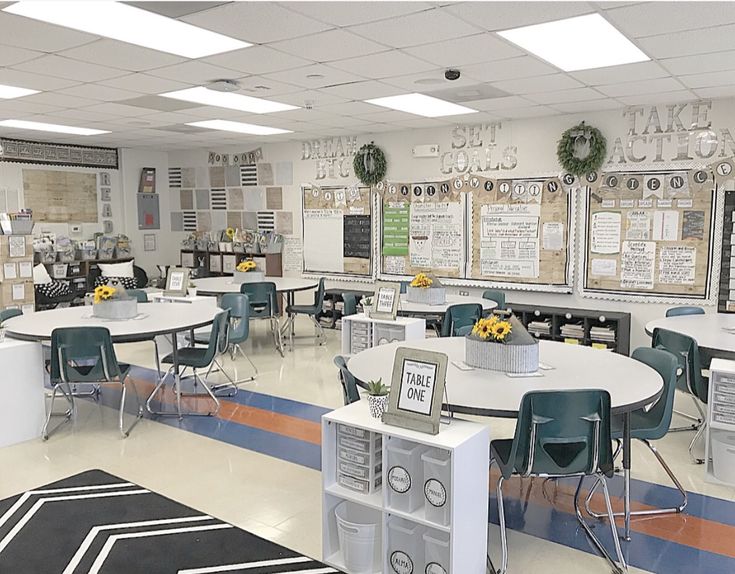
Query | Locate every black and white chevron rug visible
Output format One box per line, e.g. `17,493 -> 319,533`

0,470 -> 341,574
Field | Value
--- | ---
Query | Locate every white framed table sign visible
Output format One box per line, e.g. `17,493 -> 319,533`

372,281 -> 401,320
165,267 -> 190,296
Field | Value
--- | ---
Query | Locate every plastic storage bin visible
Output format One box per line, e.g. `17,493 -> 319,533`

422,448 -> 451,526
387,440 -> 427,512
335,501 -> 381,574
388,518 -> 424,574
712,430 -> 735,484
337,427 -> 382,494
374,324 -> 405,346
423,530 -> 450,574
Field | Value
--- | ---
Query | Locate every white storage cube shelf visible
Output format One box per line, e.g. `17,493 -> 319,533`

322,401 -> 489,574
342,314 -> 426,356
705,359 -> 735,486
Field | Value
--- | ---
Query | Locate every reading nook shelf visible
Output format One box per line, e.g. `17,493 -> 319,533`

180,248 -> 282,277
41,257 -> 134,295
505,302 -> 631,355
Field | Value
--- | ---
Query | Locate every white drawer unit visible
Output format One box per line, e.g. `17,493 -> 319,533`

322,401 -> 489,574
705,359 -> 735,485
341,313 -> 426,356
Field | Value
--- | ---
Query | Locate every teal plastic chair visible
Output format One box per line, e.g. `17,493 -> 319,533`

584,347 -> 686,520
490,390 -> 625,574
43,326 -> 142,439
126,289 -> 149,302
665,306 -> 704,317
334,355 -> 361,405
148,310 -> 230,418
342,293 -> 358,317
240,281 -> 283,356
482,289 -> 506,310
652,327 -> 708,463
285,277 -> 326,348
440,303 -> 483,337
0,308 -> 22,323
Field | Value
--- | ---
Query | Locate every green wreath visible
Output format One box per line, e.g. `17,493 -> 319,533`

354,142 -> 387,186
557,121 -> 607,177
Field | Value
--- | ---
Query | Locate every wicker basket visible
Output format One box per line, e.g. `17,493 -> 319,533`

233,271 -> 264,283
464,316 -> 539,373
92,299 -> 138,320
406,286 -> 446,305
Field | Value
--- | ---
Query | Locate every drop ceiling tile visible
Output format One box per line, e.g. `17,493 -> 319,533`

327,51 -> 436,80
20,92 -> 100,109
275,90 -> 348,107
445,1 -> 594,31
679,69 -> 735,89
637,24 -> 735,59
0,100 -> 65,115
270,29 -> 386,62
281,1 -> 433,26
201,46 -> 314,75
316,115 -> 374,128
492,74 -> 583,94
461,56 -> 558,83
264,64 -> 368,89
570,61 -> 670,86
381,70 -> 484,92
314,101 -> 382,116
147,61 -> 246,84
662,51 -> 735,76
349,7 -> 483,48
356,109 -> 432,122
391,118 -> 448,129
694,85 -> 735,99
596,76 -> 685,97
232,75 -> 303,97
12,54 -> 128,83
181,2 -> 333,43
57,84 -> 145,102
319,80 -> 405,100
0,69 -> 80,91
404,33 -> 524,67
0,12 -> 99,52
525,87 -> 606,105
262,107 -> 333,122
363,123 -> 403,133
498,106 -> 561,119
551,99 -> 624,114
0,44 -> 44,67
136,111 -> 209,124
604,2 -> 735,39
48,108 -> 127,122
80,102 -> 161,118
59,39 -> 186,73
617,90 -> 697,106
99,73 -> 195,94
461,95 -> 536,111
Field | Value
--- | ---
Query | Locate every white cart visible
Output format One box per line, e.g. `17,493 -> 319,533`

321,401 -> 489,574
341,314 -> 425,356
706,358 -> 735,486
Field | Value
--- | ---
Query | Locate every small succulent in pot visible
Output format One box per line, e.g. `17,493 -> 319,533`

366,378 -> 390,418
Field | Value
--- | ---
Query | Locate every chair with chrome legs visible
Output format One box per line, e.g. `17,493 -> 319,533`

440,303 -> 483,337
583,347 -> 686,520
285,277 -> 326,349
652,327 -> 709,463
489,390 -> 626,574
43,326 -> 143,439
147,310 -> 229,418
240,282 -> 283,357
125,289 -> 165,382
192,293 -> 257,395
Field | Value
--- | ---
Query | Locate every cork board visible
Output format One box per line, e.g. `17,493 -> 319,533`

381,181 -> 465,279
468,175 -> 570,286
22,169 -> 98,223
583,170 -> 714,298
302,184 -> 372,276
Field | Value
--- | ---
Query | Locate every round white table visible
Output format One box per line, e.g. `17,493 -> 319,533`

194,276 -> 318,300
645,313 -> 735,357
347,338 -> 663,540
398,294 -> 496,316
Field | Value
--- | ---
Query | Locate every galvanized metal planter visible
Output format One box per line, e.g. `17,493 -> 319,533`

464,316 -> 539,373
406,286 -> 446,305
233,271 -> 264,283
92,298 -> 138,320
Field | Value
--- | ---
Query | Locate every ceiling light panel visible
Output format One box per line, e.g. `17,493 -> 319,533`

498,14 -> 649,72
0,83 -> 38,99
186,119 -> 292,135
365,93 -> 478,118
160,87 -> 298,114
0,119 -> 109,135
3,1 -> 251,58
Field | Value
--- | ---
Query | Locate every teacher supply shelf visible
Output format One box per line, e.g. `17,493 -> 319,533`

180,249 -> 282,277
506,302 -> 631,355
322,401 -> 489,574
341,313 -> 425,355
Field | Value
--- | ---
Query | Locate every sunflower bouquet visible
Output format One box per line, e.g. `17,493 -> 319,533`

410,272 -> 433,288
93,284 -> 117,303
236,260 -> 257,272
471,315 -> 513,343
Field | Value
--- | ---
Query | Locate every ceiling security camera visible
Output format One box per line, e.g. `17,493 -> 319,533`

445,68 -> 461,81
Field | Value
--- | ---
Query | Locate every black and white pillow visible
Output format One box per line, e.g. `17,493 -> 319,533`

95,276 -> 138,289
35,280 -> 73,298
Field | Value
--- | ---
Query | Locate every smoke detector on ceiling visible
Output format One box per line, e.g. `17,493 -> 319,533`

207,79 -> 241,92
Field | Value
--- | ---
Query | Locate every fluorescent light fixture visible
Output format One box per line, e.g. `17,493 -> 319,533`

365,93 -> 478,118
498,14 -> 649,72
161,87 -> 298,114
186,120 -> 291,136
0,119 -> 109,136
0,84 -> 39,99
3,1 -> 250,58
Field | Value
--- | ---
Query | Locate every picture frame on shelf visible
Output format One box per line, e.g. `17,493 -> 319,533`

371,280 -> 401,320
164,267 -> 190,296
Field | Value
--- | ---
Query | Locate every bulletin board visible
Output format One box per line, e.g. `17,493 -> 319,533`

467,175 -> 571,287
22,169 -> 98,223
380,181 -> 465,279
302,184 -> 372,277
582,169 -> 715,299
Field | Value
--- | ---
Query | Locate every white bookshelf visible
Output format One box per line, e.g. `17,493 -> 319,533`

705,358 -> 735,486
322,401 -> 489,574
341,313 -> 426,356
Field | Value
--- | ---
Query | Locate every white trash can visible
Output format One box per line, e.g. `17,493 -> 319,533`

387,440 -> 427,512
422,448 -> 451,526
387,517 -> 424,574
712,430 -> 735,485
335,501 -> 381,574
423,530 -> 451,574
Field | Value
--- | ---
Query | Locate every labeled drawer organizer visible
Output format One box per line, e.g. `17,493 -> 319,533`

322,402 -> 489,574
341,314 -> 426,356
706,359 -> 735,486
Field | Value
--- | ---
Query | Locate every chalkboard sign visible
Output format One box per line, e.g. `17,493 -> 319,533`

343,214 -> 371,259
